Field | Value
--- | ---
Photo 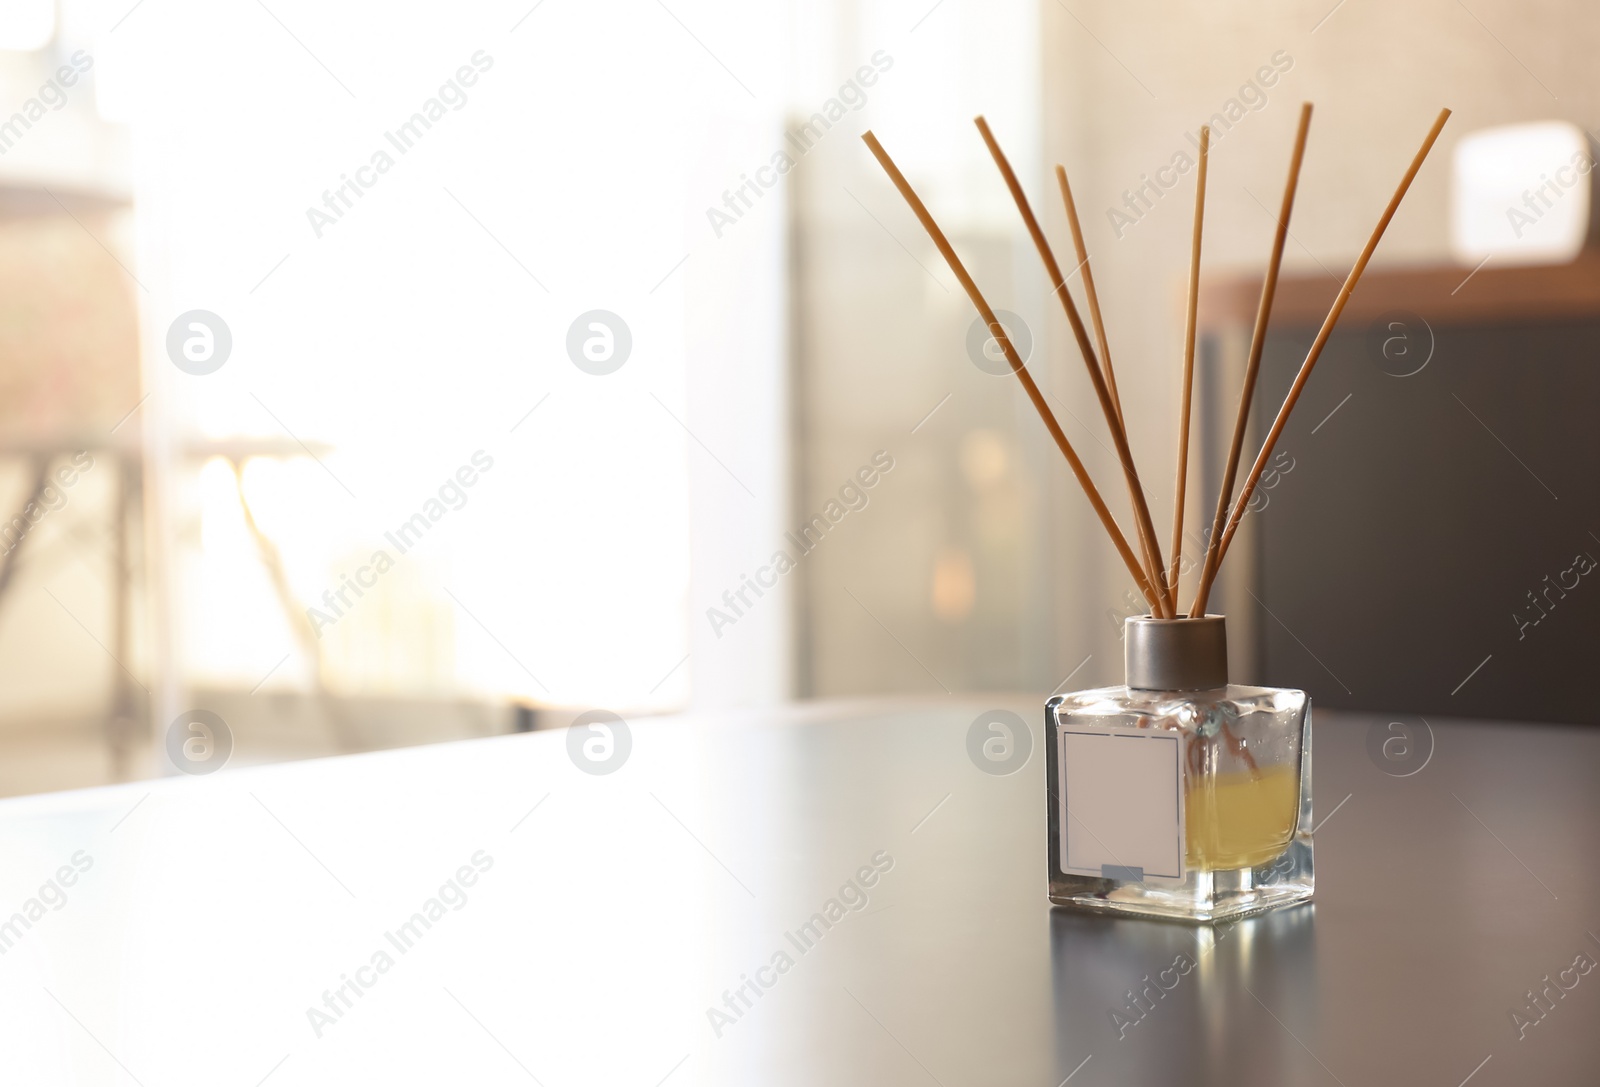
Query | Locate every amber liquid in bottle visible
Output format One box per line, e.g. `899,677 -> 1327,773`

1185,764 -> 1300,870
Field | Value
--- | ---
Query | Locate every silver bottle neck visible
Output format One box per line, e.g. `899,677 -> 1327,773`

1124,615 -> 1228,690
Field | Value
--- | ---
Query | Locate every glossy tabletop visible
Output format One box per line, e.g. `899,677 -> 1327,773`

1,699 -> 1597,1086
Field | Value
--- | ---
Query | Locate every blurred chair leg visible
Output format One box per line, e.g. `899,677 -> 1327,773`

108,453 -> 142,781
229,458 -> 358,753
0,458 -> 49,602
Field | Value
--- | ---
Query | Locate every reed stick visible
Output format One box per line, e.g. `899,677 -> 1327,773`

974,117 -> 1171,616
1209,107 -> 1452,573
1056,166 -> 1125,432
1190,104 -> 1313,618
861,130 -> 1169,615
1056,162 -> 1167,612
1168,125 -> 1209,611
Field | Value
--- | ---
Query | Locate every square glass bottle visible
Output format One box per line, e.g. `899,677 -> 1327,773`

1045,615 -> 1313,923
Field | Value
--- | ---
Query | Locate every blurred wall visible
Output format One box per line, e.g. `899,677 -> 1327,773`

0,216 -> 138,786
788,0 -> 1056,698
0,0 -> 798,798
792,0 -> 1595,698
1038,0 -> 1589,689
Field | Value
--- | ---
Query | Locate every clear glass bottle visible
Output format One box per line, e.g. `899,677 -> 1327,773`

1045,615 -> 1313,923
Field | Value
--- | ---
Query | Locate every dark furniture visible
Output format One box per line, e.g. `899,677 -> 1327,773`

1202,253 -> 1600,724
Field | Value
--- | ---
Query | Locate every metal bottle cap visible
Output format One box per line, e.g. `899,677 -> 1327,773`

1124,614 -> 1228,690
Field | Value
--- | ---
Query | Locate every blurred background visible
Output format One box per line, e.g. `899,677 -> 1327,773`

1,0 -> 1596,796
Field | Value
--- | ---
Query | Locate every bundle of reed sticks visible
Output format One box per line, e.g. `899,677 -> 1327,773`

863,103 -> 1450,619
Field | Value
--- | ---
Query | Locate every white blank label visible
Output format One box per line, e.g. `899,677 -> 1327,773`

1060,728 -> 1184,883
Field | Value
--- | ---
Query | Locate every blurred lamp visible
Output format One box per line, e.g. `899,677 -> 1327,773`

1451,121 -> 1599,266
0,0 -> 53,50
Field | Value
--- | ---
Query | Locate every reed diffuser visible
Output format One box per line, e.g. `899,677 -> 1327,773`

865,104 -> 1450,922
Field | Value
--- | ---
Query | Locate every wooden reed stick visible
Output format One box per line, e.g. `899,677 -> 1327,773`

974,117 -> 1171,617
861,130 -> 1169,616
1056,166 -> 1125,432
1190,104 -> 1313,618
1210,107 -> 1452,573
1057,162 -> 1166,610
1168,125 -> 1209,611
